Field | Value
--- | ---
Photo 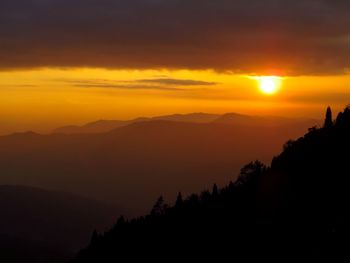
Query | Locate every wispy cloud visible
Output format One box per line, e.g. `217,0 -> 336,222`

0,84 -> 38,88
73,83 -> 185,91
57,77 -> 215,91
136,78 -> 217,86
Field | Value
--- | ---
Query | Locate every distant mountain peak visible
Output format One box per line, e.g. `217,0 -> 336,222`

52,113 -> 221,134
52,112 -> 319,135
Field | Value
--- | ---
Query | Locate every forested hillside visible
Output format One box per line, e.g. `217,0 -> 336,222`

73,107 -> 350,262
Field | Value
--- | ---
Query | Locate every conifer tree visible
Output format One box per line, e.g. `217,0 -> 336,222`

90,230 -> 99,246
175,192 -> 183,207
324,106 -> 333,128
212,184 -> 218,197
151,196 -> 166,216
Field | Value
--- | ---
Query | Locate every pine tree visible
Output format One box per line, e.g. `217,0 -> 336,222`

175,192 -> 183,207
151,196 -> 166,216
336,112 -> 343,126
117,216 -> 125,226
212,184 -> 218,197
324,106 -> 333,128
90,229 -> 99,246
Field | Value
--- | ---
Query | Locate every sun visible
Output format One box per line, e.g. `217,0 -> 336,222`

257,76 -> 282,95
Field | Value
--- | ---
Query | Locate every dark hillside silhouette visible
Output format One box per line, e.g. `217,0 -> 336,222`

73,107 -> 350,262
0,186 -> 122,263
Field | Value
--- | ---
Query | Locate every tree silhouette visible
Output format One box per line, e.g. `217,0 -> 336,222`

212,184 -> 218,197
324,106 -> 333,128
90,230 -> 99,246
151,196 -> 167,216
283,139 -> 295,151
73,106 -> 350,262
175,192 -> 183,207
336,112 -> 343,126
237,160 -> 266,185
116,216 -> 125,226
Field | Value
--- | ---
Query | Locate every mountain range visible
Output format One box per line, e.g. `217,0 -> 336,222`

0,112 -> 318,216
0,111 -> 323,262
53,113 -> 221,134
72,107 -> 350,262
53,112 -> 316,134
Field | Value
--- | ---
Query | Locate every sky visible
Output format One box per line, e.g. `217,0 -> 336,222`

1,0 -> 350,134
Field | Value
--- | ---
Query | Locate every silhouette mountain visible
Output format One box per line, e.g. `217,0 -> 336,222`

214,112 -> 316,127
0,185 -> 122,263
53,113 -> 221,134
0,116 -> 316,216
53,118 -> 149,134
53,112 -> 315,134
72,107 -> 350,262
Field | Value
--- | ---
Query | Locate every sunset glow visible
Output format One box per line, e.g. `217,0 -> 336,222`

0,0 -> 349,136
257,76 -> 282,95
1,68 -> 350,135
2,1 -> 350,261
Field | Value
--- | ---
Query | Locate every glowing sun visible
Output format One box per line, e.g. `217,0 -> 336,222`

257,76 -> 282,95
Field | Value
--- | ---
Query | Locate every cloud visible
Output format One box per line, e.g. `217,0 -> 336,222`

136,78 -> 217,86
0,84 -> 38,88
74,83 -> 185,91
60,76 -> 217,91
59,79 -> 194,91
1,0 -> 350,75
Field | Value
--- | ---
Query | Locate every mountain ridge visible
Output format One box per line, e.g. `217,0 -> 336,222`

72,106 -> 350,262
53,112 -> 318,134
0,116 -> 318,216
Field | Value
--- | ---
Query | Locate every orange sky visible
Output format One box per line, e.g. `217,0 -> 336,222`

2,1 -> 350,135
1,68 -> 349,135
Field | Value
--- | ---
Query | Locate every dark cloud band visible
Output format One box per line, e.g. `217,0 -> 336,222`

1,0 -> 350,75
